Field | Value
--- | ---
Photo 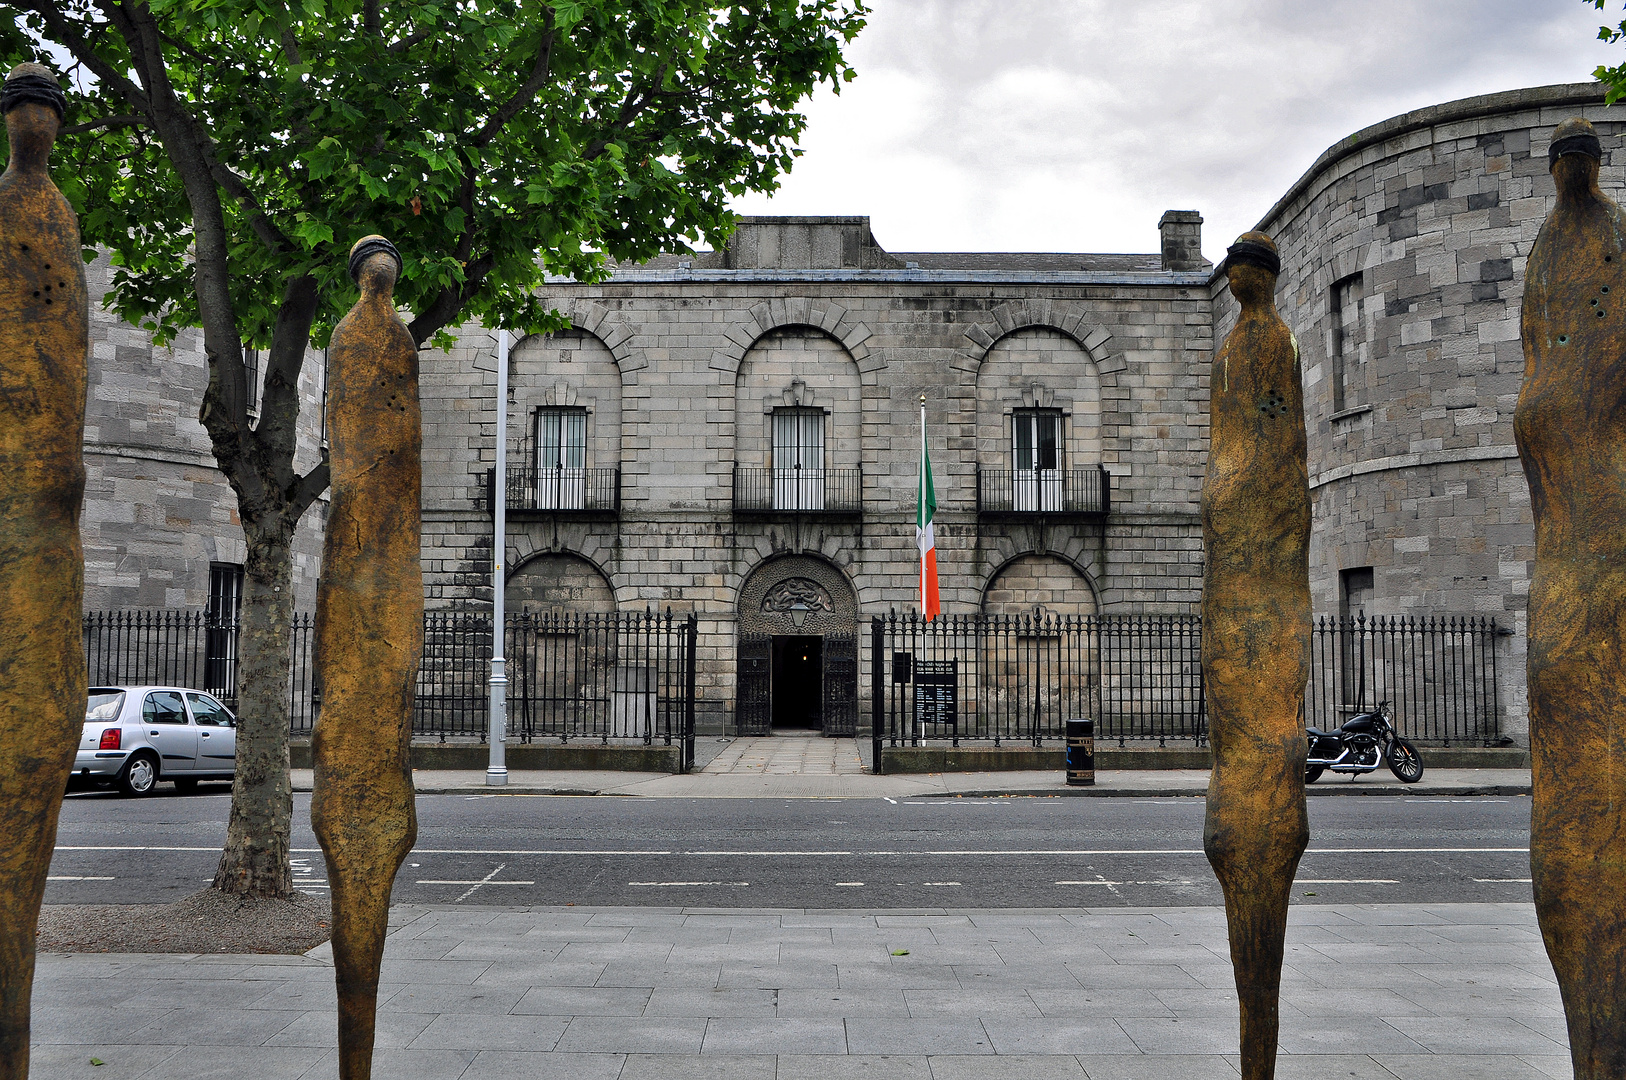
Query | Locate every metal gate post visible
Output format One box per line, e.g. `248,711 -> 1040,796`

684,614 -> 698,773
870,618 -> 884,775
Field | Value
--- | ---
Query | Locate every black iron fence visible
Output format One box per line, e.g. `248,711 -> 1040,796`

870,613 -> 1205,753
869,611 -> 1504,757
732,465 -> 863,514
486,465 -> 621,514
976,466 -> 1110,517
83,609 -> 699,765
1308,614 -> 1503,746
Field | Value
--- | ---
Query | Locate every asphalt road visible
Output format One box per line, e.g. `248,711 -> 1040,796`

46,788 -> 1535,909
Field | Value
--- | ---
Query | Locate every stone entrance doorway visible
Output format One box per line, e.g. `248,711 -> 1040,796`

735,556 -> 858,737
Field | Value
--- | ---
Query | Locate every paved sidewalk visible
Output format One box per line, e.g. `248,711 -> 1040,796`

29,902 -> 1567,1080
288,765 -> 1532,799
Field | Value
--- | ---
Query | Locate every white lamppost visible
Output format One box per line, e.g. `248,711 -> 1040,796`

486,328 -> 510,786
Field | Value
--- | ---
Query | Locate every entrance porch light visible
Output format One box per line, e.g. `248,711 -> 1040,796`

789,599 -> 811,628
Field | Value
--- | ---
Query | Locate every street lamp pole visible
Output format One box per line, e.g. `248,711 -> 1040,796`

486,328 -> 510,786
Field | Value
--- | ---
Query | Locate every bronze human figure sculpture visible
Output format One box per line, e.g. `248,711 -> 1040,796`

0,64 -> 88,1079
311,236 -> 422,1080
1517,116 -> 1626,1079
1202,232 -> 1311,1080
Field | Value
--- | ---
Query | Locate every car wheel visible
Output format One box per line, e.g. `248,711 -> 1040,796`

118,753 -> 159,797
174,778 -> 198,794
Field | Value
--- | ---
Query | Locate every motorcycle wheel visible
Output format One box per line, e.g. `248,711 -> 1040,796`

1305,764 -> 1324,784
1387,739 -> 1424,783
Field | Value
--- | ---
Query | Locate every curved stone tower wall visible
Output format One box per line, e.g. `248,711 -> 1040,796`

1225,82 -> 1618,740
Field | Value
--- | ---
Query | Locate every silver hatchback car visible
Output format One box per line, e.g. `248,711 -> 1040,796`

74,686 -> 238,795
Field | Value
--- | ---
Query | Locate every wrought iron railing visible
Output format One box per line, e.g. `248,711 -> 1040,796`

732,465 -> 863,514
83,609 -> 699,766
868,610 -> 1505,762
486,466 -> 620,514
976,466 -> 1110,516
1308,614 -> 1503,746
869,613 -> 1205,756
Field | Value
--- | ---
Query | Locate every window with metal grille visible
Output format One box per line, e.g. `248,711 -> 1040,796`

1012,409 -> 1063,511
206,563 -> 243,700
771,408 -> 825,510
244,346 -> 260,416
534,407 -> 587,509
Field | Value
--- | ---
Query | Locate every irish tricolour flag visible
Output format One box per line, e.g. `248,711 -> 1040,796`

917,397 -> 940,620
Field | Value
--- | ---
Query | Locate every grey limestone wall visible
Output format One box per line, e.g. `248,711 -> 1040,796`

82,256 -> 327,612
1222,82 -> 1619,741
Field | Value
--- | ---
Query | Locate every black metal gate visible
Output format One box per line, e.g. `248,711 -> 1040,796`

823,633 -> 858,736
737,633 -> 771,735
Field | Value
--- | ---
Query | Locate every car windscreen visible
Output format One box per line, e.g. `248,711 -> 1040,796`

85,690 -> 125,722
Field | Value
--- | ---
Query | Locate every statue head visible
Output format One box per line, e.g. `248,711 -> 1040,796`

3,63 -> 66,166
1223,232 -> 1280,306
347,235 -> 402,296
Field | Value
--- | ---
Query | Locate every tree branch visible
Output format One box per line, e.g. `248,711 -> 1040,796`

407,251 -> 496,348
287,457 -> 330,522
582,64 -> 669,160
255,273 -> 321,489
363,0 -> 382,39
61,114 -> 147,135
20,0 -> 151,114
386,26 -> 434,53
469,10 -> 556,148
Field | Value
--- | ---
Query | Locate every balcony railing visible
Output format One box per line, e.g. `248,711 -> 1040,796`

487,466 -> 621,516
732,465 -> 863,517
976,465 -> 1110,519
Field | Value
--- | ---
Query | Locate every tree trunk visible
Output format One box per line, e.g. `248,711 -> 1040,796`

212,513 -> 298,899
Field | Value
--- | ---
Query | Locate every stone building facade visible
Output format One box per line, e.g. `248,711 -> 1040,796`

81,80 -> 1621,742
420,216 -> 1214,732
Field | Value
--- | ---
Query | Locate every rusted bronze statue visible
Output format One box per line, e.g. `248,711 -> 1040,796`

0,64 -> 88,1079
1202,231 -> 1311,1080
311,236 -> 422,1080
1517,116 -> 1626,1079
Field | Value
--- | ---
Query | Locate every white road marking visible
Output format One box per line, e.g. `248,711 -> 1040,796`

46,876 -> 114,881
1296,879 -> 1400,884
1474,878 -> 1534,883
55,845 -> 1534,856
920,882 -> 962,886
626,881 -> 749,887
834,882 -> 864,886
883,798 -> 897,804
1056,880 -> 1190,887
414,864 -> 536,903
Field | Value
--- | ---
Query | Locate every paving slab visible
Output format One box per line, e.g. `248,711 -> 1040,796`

27,902 -> 1569,1080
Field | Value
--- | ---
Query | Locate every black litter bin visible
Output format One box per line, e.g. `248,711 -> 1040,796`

1066,718 -> 1095,786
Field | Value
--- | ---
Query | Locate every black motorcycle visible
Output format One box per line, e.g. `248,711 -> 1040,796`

1305,700 -> 1423,784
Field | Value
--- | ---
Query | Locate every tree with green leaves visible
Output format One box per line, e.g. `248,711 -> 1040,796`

8,0 -> 867,898
1592,0 -> 1626,101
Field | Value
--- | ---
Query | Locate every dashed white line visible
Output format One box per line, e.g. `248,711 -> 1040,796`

46,876 -> 114,881
1474,878 -> 1533,883
627,881 -> 749,887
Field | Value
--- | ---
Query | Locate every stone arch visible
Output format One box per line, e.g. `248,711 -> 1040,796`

709,297 -> 881,377
733,552 -> 861,736
519,300 -> 641,371
977,325 -> 1104,471
505,551 -> 618,615
952,299 -> 1121,382
737,552 -> 859,637
980,553 -> 1099,618
734,326 -> 863,475
510,328 -> 623,477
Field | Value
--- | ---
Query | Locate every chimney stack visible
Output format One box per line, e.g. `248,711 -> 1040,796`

1159,210 -> 1205,272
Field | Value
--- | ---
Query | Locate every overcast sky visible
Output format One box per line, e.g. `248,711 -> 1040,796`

728,1 -> 1621,262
